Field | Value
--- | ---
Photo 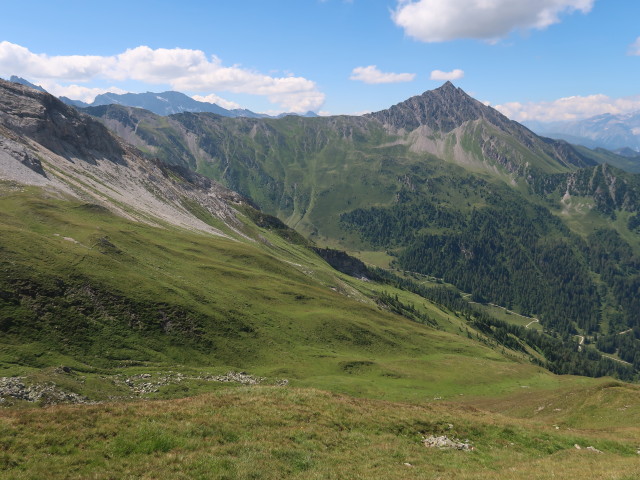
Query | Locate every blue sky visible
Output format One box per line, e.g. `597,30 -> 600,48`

1,0 -> 639,121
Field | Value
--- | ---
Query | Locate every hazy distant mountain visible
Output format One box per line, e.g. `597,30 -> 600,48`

526,112 -> 640,151
81,90 -> 268,118
614,147 -> 640,158
8,75 -> 46,92
59,96 -> 91,108
60,89 -> 320,119
6,75 -> 318,119
277,111 -> 319,118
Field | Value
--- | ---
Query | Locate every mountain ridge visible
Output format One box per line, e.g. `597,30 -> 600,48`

80,82 -> 640,343
527,111 -> 640,151
8,77 -> 640,343
0,78 -> 249,237
5,75 -> 319,119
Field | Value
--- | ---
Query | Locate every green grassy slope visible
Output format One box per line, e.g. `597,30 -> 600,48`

572,144 -> 640,173
2,385 -> 639,480
1,181 -> 568,403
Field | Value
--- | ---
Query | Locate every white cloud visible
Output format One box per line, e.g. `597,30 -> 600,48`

350,65 -> 416,84
494,94 -> 640,123
39,82 -> 128,103
392,0 -> 594,43
629,36 -> 640,55
0,41 -> 114,81
430,69 -> 464,81
192,94 -> 241,110
0,42 -> 324,113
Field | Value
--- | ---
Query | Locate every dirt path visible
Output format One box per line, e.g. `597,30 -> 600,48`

466,298 -> 541,328
525,319 -> 540,329
602,355 -> 632,366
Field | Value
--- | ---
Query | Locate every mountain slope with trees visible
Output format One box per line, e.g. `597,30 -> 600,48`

84,83 -> 640,342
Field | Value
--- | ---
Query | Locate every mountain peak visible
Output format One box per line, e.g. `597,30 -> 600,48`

9,75 -> 46,93
365,82 -> 501,133
0,78 -> 125,162
435,80 -> 456,91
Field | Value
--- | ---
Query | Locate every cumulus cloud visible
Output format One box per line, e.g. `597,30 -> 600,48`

350,65 -> 416,84
192,93 -> 241,110
40,82 -> 128,103
392,0 -> 594,43
430,69 -> 464,81
0,41 -> 114,81
494,94 -> 640,123
629,36 -> 640,55
0,41 -> 324,113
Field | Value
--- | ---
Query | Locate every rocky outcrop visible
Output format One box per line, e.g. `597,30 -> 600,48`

0,131 -> 46,176
531,163 -> 640,216
422,435 -> 474,451
0,79 -> 126,163
0,78 -> 250,238
0,376 -> 92,405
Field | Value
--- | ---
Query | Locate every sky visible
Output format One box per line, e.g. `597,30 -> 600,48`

1,0 -> 639,122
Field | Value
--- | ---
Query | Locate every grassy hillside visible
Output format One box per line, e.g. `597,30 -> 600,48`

1,180 -> 568,401
2,384 -> 639,479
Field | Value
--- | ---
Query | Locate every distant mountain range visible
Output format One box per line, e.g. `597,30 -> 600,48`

526,112 -> 640,152
66,90 -> 270,118
68,90 -> 318,119
5,75 -> 318,119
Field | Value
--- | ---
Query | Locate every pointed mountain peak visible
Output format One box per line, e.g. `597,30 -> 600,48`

426,81 -> 475,102
366,82 -> 507,133
436,80 -> 456,91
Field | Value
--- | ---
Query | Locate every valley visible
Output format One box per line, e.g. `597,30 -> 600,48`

1,78 -> 640,479
85,82 -> 640,345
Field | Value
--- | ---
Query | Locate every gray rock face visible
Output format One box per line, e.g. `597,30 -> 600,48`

0,78 -> 250,238
365,82 -> 596,171
0,134 -> 45,176
366,81 -> 507,133
0,79 -> 125,162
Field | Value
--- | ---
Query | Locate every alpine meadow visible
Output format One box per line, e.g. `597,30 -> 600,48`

2,1 -> 640,478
